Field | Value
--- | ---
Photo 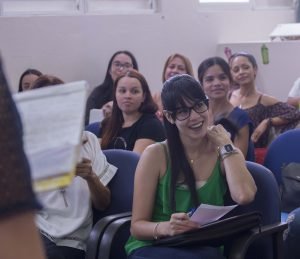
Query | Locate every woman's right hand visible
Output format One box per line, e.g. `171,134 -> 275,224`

162,212 -> 199,236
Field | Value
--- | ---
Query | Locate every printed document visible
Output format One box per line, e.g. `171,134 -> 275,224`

14,81 -> 88,192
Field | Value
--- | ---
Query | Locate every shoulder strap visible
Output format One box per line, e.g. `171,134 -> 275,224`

257,94 -> 263,104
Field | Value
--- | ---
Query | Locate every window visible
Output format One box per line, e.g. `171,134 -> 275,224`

198,0 -> 294,10
0,1 -> 81,16
0,0 -> 157,16
87,0 -> 157,14
198,0 -> 251,10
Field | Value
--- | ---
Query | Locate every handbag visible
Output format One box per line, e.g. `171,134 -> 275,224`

153,211 -> 261,247
281,162 -> 300,213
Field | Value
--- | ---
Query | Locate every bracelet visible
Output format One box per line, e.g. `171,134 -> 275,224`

153,222 -> 160,240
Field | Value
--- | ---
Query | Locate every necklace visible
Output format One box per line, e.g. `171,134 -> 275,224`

189,155 -> 201,165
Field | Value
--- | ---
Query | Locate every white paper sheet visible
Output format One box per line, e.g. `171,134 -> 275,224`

190,204 -> 238,226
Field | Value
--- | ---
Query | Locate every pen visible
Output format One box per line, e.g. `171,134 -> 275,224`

187,207 -> 196,217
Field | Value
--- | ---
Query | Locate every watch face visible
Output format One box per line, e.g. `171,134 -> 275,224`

224,144 -> 234,152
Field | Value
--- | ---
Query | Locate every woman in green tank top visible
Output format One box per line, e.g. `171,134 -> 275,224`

126,74 -> 257,259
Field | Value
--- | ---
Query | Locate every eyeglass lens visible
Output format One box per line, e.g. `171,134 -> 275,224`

113,62 -> 133,69
175,101 -> 208,121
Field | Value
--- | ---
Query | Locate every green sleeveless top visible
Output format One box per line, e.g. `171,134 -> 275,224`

125,147 -> 227,255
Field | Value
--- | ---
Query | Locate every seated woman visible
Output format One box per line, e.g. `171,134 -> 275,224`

152,53 -> 194,121
125,75 -> 257,259
229,52 -> 300,149
198,56 -> 255,161
100,70 -> 166,154
85,50 -> 139,125
18,68 -> 42,92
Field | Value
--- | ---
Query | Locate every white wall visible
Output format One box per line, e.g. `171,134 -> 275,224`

217,41 -> 300,101
0,0 -> 295,97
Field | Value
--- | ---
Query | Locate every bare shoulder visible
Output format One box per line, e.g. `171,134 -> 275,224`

141,142 -> 166,163
260,94 -> 279,106
137,142 -> 167,177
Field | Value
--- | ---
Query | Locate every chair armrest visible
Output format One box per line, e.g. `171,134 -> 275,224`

98,216 -> 132,259
229,222 -> 288,259
85,212 -> 132,259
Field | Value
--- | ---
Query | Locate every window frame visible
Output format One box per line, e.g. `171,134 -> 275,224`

0,0 -> 157,17
198,0 -> 294,11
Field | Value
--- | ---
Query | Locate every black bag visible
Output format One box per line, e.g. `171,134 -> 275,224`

281,162 -> 300,213
153,212 -> 261,247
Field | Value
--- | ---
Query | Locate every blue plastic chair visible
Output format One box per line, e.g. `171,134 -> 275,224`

264,129 -> 300,220
85,121 -> 101,138
264,129 -> 300,186
85,149 -> 140,259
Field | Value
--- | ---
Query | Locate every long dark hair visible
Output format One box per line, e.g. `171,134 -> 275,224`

161,74 -> 208,212
101,70 -> 157,149
30,75 -> 64,89
101,50 -> 138,96
197,56 -> 232,84
198,56 -> 238,137
18,68 -> 42,92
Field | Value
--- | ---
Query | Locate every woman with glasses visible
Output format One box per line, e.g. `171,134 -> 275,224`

198,57 -> 255,161
229,52 -> 300,149
85,50 -> 138,125
153,53 -> 194,121
125,74 -> 256,259
101,70 -> 165,154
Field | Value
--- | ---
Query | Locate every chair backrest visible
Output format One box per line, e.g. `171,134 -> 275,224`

85,121 -> 101,138
264,129 -> 300,185
93,149 -> 140,222
226,161 -> 281,259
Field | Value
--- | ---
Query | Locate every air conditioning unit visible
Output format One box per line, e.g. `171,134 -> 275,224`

270,23 -> 300,41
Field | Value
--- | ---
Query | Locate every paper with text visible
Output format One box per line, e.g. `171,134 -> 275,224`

190,204 -> 238,226
14,81 -> 88,192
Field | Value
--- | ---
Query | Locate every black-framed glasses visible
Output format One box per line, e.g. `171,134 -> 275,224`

168,100 -> 208,121
112,61 -> 133,70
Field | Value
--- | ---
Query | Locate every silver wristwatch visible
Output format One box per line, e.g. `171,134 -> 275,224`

218,144 -> 238,160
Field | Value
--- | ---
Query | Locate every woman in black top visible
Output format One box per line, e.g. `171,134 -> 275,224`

101,70 -> 165,154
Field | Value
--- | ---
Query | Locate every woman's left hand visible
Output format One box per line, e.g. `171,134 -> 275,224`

207,124 -> 232,147
75,158 -> 94,180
